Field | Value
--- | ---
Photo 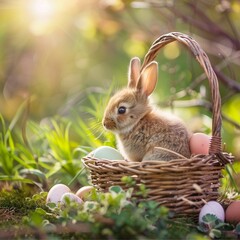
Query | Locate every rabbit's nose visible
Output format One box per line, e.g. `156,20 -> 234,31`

103,118 -> 116,130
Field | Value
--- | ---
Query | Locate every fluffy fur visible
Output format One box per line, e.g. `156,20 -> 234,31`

102,57 -> 191,161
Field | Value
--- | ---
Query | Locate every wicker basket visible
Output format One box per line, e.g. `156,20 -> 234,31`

82,32 -> 234,217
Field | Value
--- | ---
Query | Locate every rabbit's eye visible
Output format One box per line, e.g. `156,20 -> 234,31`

118,106 -> 126,114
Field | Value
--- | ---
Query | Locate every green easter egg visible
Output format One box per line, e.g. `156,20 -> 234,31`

92,146 -> 124,160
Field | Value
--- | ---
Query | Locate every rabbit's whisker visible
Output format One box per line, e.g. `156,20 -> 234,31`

89,121 -> 103,131
94,130 -> 105,140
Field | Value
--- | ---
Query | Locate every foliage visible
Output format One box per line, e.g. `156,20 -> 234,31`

0,88 -> 120,189
0,103 -> 38,178
0,186 -> 201,239
71,90 -> 116,148
0,188 -> 47,228
221,162 -> 240,200
0,185 -> 239,239
198,214 -> 233,239
0,111 -> 89,189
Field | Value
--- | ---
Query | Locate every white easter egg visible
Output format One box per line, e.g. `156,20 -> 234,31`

199,201 -> 225,223
60,192 -> 83,205
91,146 -> 124,160
76,186 -> 94,200
46,184 -> 71,204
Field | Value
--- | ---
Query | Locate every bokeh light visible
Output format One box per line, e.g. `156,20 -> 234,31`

24,0 -> 76,35
29,0 -> 55,20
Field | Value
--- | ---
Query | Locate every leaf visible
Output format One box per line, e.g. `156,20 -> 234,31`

47,202 -> 57,209
8,100 -> 28,133
45,162 -> 62,178
19,169 -> 47,183
209,229 -> 221,238
0,175 -> 34,184
30,211 -> 44,227
67,166 -> 86,186
35,207 -> 47,216
84,201 -> 99,211
109,186 -> 123,194
236,223 -> 240,235
197,224 -> 209,233
125,188 -> 134,199
202,214 -> 219,223
186,233 -> 210,240
121,176 -> 136,187
214,221 -> 230,230
225,164 -> 239,192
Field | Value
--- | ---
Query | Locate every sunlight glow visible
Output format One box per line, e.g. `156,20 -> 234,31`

30,0 -> 55,20
26,0 -> 76,36
27,0 -> 57,35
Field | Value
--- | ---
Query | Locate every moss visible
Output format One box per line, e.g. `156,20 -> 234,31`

0,186 -> 47,229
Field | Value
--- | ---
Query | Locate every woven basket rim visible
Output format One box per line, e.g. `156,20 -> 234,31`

83,154 -> 232,166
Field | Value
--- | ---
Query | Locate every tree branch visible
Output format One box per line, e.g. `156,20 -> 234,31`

181,2 -> 240,49
213,67 -> 240,93
172,99 -> 240,130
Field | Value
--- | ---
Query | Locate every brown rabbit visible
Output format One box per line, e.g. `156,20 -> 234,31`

102,57 -> 191,161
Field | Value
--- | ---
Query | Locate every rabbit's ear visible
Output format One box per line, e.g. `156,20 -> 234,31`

128,57 -> 141,88
137,61 -> 158,96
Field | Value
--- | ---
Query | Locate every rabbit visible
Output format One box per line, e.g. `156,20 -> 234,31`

102,57 -> 191,161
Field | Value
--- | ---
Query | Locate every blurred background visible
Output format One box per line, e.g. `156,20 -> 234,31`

0,0 -> 240,158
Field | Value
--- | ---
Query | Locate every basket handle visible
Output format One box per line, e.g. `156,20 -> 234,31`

141,32 -> 221,155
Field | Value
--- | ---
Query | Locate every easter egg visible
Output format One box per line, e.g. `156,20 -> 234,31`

190,133 -> 210,155
60,192 -> 83,205
226,201 -> 240,224
90,146 -> 124,160
199,201 -> 225,224
76,186 -> 95,201
46,184 -> 71,204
